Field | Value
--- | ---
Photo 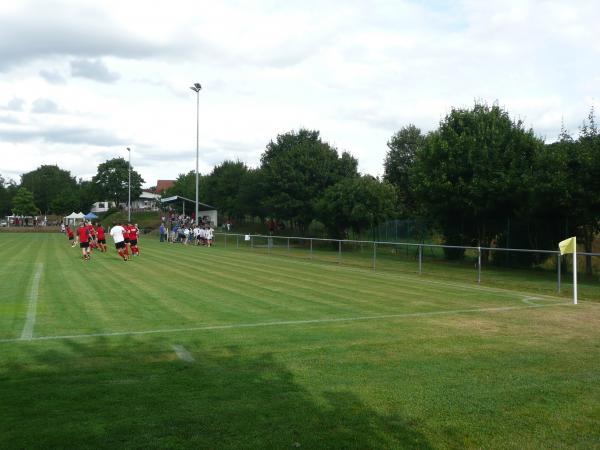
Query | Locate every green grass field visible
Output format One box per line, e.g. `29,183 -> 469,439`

1,233 -> 599,449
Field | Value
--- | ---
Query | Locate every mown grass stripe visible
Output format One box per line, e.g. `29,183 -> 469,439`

0,302 -> 569,344
156,244 -> 552,311
19,262 -> 44,340
214,244 -> 569,302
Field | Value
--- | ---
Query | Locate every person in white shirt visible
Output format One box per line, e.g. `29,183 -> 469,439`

109,222 -> 128,261
183,227 -> 190,245
193,226 -> 201,246
206,225 -> 214,247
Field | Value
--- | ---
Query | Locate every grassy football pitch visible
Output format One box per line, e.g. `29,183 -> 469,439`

1,233 -> 599,449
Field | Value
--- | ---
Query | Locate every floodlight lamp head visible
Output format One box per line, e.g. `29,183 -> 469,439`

127,147 -> 130,151
194,82 -> 202,90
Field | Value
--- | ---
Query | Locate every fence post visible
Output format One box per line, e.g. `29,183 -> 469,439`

251,235 -> 253,249
310,239 -> 313,259
236,234 -> 239,248
338,240 -> 341,264
287,237 -> 290,252
418,244 -> 422,275
224,234 -> 227,248
477,246 -> 482,284
557,253 -> 561,293
372,242 -> 377,270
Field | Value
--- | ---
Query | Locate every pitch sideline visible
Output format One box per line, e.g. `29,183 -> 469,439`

1,301 -> 571,345
20,262 -> 43,341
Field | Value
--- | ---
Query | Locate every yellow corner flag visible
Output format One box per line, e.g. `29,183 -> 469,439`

558,236 -> 578,305
559,237 -> 576,255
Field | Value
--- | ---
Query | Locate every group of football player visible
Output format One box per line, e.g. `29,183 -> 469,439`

64,221 -> 140,262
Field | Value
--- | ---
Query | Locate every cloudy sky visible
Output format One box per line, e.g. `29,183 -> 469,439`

0,0 -> 598,187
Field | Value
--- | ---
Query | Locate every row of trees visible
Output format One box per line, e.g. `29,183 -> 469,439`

0,159 -> 144,218
166,103 -> 599,273
383,103 -> 600,272
2,102 -> 597,272
164,129 -> 397,238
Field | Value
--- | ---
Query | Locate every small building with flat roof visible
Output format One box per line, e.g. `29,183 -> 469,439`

161,195 -> 218,226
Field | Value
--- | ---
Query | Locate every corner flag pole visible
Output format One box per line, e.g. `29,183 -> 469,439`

573,246 -> 578,305
559,236 -> 577,305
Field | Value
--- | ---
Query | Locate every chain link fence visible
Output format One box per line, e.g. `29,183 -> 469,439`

215,233 -> 600,301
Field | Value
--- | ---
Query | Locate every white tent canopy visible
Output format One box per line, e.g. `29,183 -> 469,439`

64,212 -> 86,225
65,212 -> 85,219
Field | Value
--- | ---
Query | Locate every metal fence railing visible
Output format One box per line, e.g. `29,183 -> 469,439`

214,233 -> 600,301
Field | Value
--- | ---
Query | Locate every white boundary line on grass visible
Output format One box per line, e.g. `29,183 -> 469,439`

172,344 -> 195,362
20,262 -> 43,341
1,301 -> 570,344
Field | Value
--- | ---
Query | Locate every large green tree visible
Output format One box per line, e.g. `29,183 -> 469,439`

569,108 -> 600,274
384,124 -> 426,215
316,175 -> 397,238
0,175 -> 19,217
20,165 -> 77,214
11,187 -> 38,218
92,158 -> 144,207
410,103 -> 543,258
237,168 -> 267,220
50,191 -> 80,215
260,129 -> 358,229
163,171 -> 205,202
204,160 -> 249,220
77,180 -> 100,213
528,131 -> 573,249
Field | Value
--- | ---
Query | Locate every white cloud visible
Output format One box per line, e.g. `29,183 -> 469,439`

70,58 -> 120,83
39,68 -> 66,84
0,0 -> 598,187
31,98 -> 60,113
3,97 -> 25,111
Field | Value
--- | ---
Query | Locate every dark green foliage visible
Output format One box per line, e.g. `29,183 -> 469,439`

76,180 -> 99,213
260,129 -> 358,229
20,165 -> 77,214
0,175 -> 18,217
316,175 -> 397,238
11,186 -> 38,216
49,190 -> 79,215
238,168 -> 267,220
410,103 -> 543,258
203,160 -> 249,220
384,124 -> 426,215
92,157 -> 144,207
163,171 -> 200,201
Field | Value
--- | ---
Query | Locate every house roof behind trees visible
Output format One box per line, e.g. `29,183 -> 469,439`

156,180 -> 175,193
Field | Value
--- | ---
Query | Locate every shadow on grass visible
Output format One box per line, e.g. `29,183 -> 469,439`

0,337 -> 432,449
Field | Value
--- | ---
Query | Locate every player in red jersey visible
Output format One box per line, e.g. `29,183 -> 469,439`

78,222 -> 91,260
66,225 -> 76,247
122,222 -> 131,260
86,222 -> 97,252
128,222 -> 140,256
96,222 -> 107,252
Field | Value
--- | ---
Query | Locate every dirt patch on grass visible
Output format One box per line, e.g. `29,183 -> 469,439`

426,303 -> 600,342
